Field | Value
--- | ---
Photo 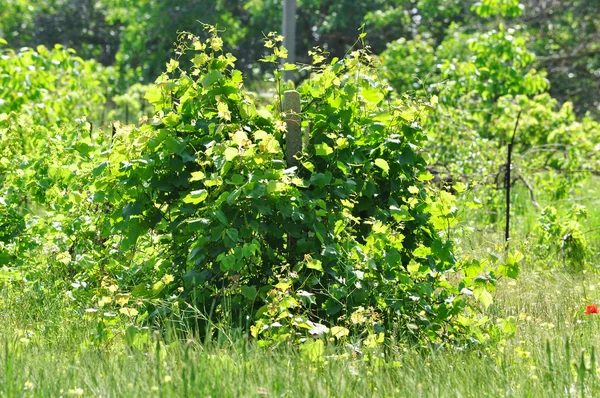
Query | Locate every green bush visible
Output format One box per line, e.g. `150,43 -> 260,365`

90,27 -> 498,345
0,40 -> 110,123
0,42 -> 116,290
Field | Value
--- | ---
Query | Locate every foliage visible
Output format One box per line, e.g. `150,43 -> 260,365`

0,0 -> 596,119
0,0 -> 595,353
0,0 -> 121,65
534,205 -> 590,269
523,0 -> 600,118
0,0 -> 598,395
75,27 -> 503,345
0,41 -> 110,124
108,83 -> 152,123
0,42 -> 126,314
0,2 -> 599,392
382,13 -> 600,225
104,0 -> 246,86
105,0 -> 418,85
0,41 -> 120,276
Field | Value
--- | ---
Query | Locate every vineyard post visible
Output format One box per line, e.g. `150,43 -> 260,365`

283,90 -> 301,256
284,90 -> 301,168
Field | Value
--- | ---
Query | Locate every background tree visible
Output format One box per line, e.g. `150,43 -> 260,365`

0,0 -> 597,118
0,0 -> 120,65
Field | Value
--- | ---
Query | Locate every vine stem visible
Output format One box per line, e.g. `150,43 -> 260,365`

505,110 -> 522,248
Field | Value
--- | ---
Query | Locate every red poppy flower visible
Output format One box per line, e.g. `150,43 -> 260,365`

585,304 -> 599,315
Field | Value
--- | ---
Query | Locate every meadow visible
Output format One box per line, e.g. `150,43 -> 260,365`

1,1 -> 599,396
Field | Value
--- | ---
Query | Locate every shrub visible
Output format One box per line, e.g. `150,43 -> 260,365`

0,40 -> 110,123
0,43 -> 119,301
92,27 -> 497,346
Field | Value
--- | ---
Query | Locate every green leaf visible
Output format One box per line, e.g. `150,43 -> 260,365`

361,87 -> 385,104
301,339 -> 324,362
499,251 -> 522,279
413,246 -> 431,257
164,135 -> 186,155
302,161 -> 315,173
163,112 -> 181,127
226,188 -> 242,203
314,222 -> 327,244
122,201 -> 142,218
121,218 -> 142,251
399,147 -> 416,164
183,270 -> 209,288
228,174 -> 245,185
474,287 -> 493,309
226,228 -> 239,242
192,53 -> 209,67
315,143 -> 333,157
390,205 -> 414,222
306,258 -> 323,272
190,171 -> 205,181
220,254 -> 237,271
144,85 -> 164,105
183,189 -> 208,204
257,109 -> 272,120
74,142 -> 94,156
166,59 -> 179,73
310,172 -> 332,189
330,326 -> 350,339
131,283 -> 152,298
215,210 -> 228,225
417,171 -> 434,181
324,298 -> 342,315
92,161 -> 108,177
152,281 -> 165,295
224,147 -> 238,161
201,70 -> 222,87
241,285 -> 257,300
328,95 -> 342,109
499,317 -> 517,337
374,158 -> 389,174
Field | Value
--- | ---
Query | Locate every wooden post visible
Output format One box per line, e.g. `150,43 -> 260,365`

282,0 -> 296,81
284,90 -> 301,168
284,90 -> 301,260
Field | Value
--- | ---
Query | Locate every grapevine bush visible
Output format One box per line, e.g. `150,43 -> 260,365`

88,27 -> 499,345
0,42 -> 132,318
0,42 -> 110,264
0,40 -> 110,123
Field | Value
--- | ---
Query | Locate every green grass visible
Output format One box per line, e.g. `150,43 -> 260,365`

1,178 -> 600,397
3,271 -> 600,397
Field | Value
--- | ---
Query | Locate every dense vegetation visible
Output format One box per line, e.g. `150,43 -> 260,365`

1,0 -> 597,114
0,0 -> 599,396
